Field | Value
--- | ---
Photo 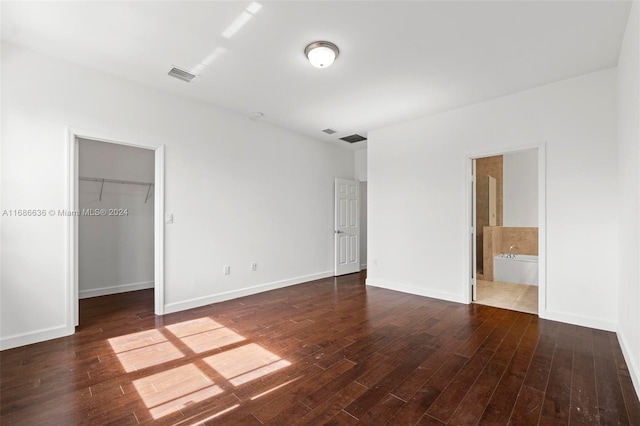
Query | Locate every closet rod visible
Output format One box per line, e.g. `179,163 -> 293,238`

79,176 -> 154,187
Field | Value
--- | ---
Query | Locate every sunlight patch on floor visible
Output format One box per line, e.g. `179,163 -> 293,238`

189,404 -> 240,425
166,317 -> 245,353
250,377 -> 301,400
133,364 -> 224,419
109,317 -> 291,420
108,330 -> 184,372
203,343 -> 291,386
165,317 -> 223,338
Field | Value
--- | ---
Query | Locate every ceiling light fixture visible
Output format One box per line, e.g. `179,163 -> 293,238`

304,41 -> 339,68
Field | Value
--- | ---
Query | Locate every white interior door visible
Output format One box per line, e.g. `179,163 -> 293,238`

335,178 -> 360,276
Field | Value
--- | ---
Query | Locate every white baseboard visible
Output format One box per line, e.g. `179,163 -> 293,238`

164,271 -> 334,314
365,280 -> 621,334
360,264 -> 367,270
79,281 -> 154,299
366,278 -> 466,304
617,328 -> 640,400
0,324 -> 74,351
539,309 -> 617,332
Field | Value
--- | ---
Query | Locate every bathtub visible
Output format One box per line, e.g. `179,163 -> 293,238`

494,254 -> 538,286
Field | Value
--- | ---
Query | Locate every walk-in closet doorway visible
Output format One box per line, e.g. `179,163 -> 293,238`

67,132 -> 165,327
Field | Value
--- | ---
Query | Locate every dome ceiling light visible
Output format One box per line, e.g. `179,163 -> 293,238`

304,41 -> 339,69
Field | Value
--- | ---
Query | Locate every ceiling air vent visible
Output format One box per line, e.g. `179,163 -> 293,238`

340,134 -> 367,143
322,128 -> 337,135
168,66 -> 196,83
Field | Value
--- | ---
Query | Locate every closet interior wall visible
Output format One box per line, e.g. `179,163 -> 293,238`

78,138 -> 155,299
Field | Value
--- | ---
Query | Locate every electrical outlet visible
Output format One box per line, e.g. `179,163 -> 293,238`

223,265 -> 230,275
251,262 -> 257,271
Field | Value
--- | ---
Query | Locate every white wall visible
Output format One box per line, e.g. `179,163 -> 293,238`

360,181 -> 367,269
368,69 -> 618,330
0,43 -> 354,349
503,149 -> 538,227
355,150 -> 368,269
78,139 -> 155,298
616,1 -> 640,397
354,149 -> 367,181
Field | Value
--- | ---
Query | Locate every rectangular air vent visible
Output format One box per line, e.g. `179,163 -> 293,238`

322,128 -> 337,135
340,134 -> 367,143
168,66 -> 196,83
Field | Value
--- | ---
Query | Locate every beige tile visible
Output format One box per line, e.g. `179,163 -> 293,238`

475,280 -> 538,314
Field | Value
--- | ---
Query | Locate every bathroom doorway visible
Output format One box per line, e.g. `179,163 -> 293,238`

470,146 -> 544,315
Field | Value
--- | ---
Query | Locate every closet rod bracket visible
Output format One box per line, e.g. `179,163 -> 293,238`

99,179 -> 105,202
144,184 -> 152,204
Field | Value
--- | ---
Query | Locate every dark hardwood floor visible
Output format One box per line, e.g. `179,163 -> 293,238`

1,271 -> 639,425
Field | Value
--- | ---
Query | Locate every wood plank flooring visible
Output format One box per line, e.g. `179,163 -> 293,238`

1,271 -> 639,425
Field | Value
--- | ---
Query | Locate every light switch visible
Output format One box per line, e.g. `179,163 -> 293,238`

165,213 -> 174,224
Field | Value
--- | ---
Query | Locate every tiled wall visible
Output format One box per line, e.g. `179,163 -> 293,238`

476,155 -> 503,225
476,155 -> 503,274
483,226 -> 538,281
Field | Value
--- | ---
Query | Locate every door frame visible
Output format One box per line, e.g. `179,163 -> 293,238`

465,142 -> 546,317
471,159 -> 477,301
66,128 -> 165,328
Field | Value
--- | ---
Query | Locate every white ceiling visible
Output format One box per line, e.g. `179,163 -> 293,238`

1,1 -> 632,150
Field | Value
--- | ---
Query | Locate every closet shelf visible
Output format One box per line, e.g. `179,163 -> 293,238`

79,176 -> 154,186
79,176 -> 154,203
